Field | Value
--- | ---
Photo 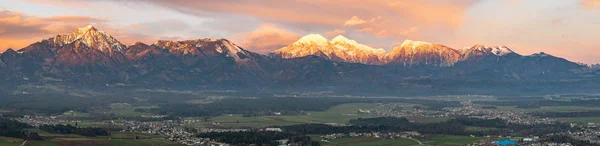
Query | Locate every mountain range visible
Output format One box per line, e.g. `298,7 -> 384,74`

1,26 -> 598,94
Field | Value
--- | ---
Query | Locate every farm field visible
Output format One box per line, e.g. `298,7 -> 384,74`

312,135 -> 482,146
493,106 -> 600,112
557,117 -> 600,124
323,137 -> 420,146
0,137 -> 23,146
184,103 -> 380,128
183,102 -> 447,128
22,138 -> 182,146
421,135 -> 482,146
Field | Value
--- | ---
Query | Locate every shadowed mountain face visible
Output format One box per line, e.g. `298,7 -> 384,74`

0,26 -> 597,93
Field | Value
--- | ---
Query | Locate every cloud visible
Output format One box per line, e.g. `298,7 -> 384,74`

133,0 -> 479,38
343,16 -> 419,38
399,27 -> 419,36
0,10 -> 106,50
325,29 -> 346,37
0,10 -> 159,51
0,10 -> 106,37
229,24 -> 300,54
46,15 -> 108,22
344,16 -> 367,27
581,0 -> 600,10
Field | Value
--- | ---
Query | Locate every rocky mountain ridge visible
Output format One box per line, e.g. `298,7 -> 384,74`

274,34 -> 558,67
0,26 -> 596,93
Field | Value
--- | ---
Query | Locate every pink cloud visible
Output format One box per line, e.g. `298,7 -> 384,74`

581,0 -> 600,10
344,16 -> 367,26
136,0 -> 479,38
0,10 -> 158,51
229,24 -> 300,54
343,16 -> 419,38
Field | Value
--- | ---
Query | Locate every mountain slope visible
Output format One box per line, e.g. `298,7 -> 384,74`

147,38 -> 272,87
449,46 -> 586,80
387,40 -> 461,67
49,25 -> 126,55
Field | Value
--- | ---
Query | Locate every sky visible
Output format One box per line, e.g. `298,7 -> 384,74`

0,0 -> 599,63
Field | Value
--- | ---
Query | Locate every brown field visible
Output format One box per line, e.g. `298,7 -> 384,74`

0,136 -> 24,142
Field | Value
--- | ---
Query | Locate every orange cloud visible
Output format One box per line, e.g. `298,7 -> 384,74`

0,10 -> 105,36
139,0 -> 478,38
386,0 -> 475,28
0,10 -> 155,51
229,24 -> 300,54
343,16 -> 419,38
46,15 -> 108,23
325,29 -> 346,37
581,0 -> 600,10
0,10 -> 105,51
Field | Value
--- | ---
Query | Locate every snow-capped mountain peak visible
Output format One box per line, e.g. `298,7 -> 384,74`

493,46 -> 513,56
400,40 -> 431,49
295,34 -> 329,46
331,35 -> 356,44
50,25 -> 126,54
467,45 -> 515,56
332,35 -> 385,53
275,34 -> 386,64
76,25 -> 98,33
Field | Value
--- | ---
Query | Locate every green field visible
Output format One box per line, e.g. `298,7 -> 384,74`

494,105 -> 600,112
105,139 -> 178,146
466,126 -> 499,132
0,109 -> 11,113
109,132 -> 165,139
311,135 -> 481,146
58,106 -> 160,119
105,106 -> 160,117
489,105 -> 600,124
21,129 -> 171,146
27,138 -> 182,146
12,132 -> 179,146
60,111 -> 91,118
0,139 -> 22,146
185,103 -> 382,128
183,102 -> 451,128
28,140 -> 58,146
421,135 -> 482,146
60,121 -> 107,128
558,117 -> 600,124
323,137 -> 420,146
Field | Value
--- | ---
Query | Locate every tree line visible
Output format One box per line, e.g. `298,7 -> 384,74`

39,124 -> 110,137
0,118 -> 31,139
281,117 -> 575,137
196,131 -> 315,146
